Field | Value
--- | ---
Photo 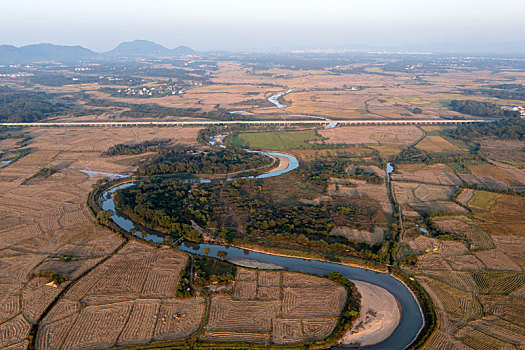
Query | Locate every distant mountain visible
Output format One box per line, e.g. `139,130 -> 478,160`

0,40 -> 195,63
107,40 -> 195,57
172,45 -> 195,55
0,43 -> 98,63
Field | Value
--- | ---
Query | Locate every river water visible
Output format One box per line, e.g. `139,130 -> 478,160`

268,89 -> 294,108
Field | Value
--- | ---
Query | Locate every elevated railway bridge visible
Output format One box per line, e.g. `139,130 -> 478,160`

0,119 -> 492,128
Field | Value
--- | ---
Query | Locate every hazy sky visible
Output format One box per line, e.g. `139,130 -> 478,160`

1,0 -> 524,52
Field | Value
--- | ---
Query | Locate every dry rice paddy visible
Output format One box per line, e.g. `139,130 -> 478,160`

203,269 -> 346,345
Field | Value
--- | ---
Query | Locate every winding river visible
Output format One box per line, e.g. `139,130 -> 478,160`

98,147 -> 424,349
93,123 -> 426,348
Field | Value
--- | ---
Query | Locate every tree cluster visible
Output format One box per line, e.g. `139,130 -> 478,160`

0,86 -> 67,122
136,145 -> 273,176
449,99 -> 520,118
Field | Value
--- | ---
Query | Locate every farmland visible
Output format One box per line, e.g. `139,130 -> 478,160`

2,51 -> 525,350
0,126 -> 358,349
229,129 -> 324,150
392,126 -> 525,348
202,269 -> 346,345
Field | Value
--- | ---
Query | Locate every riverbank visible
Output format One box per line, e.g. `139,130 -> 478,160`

339,281 -> 401,347
228,258 -> 285,270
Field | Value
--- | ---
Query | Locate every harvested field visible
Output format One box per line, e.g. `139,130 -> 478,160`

416,254 -> 451,271
200,331 -> 270,345
59,302 -> 132,349
257,286 -> 281,300
40,299 -> 80,325
458,174 -> 508,191
283,272 -> 338,288
282,286 -> 346,318
28,127 -> 200,152
456,188 -> 475,206
36,315 -> 78,350
474,250 -> 521,271
425,331 -> 470,350
391,171 -> 462,186
468,190 -> 502,211
492,236 -> 525,269
235,268 -> 257,281
302,318 -> 339,342
318,126 -> 424,146
423,271 -> 479,294
233,280 -> 257,300
469,317 -> 525,346
331,227 -> 385,245
21,278 -> 62,323
472,271 -> 525,295
490,160 -> 525,186
64,244 -> 186,305
258,271 -> 281,287
205,271 -> 346,345
418,276 -> 483,320
480,295 -> 525,326
416,136 -> 461,153
469,163 -> 525,187
444,255 -> 486,271
0,315 -> 31,348
117,301 -> 160,346
476,195 -> 525,237
434,218 -> 495,251
393,182 -> 455,204
153,299 -> 205,341
272,318 -> 304,345
229,130 -> 323,150
141,268 -> 180,298
456,326 -> 515,350
206,296 -> 280,332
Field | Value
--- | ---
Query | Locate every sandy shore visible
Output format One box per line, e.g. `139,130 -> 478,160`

339,281 -> 401,347
228,258 -> 285,270
265,154 -> 289,173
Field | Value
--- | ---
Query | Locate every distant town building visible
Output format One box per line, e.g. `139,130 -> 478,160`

501,105 -> 525,118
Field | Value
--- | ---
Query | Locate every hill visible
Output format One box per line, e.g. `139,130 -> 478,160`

107,40 -> 195,57
0,43 -> 98,63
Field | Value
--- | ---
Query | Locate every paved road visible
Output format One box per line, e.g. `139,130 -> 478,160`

0,119 -> 491,128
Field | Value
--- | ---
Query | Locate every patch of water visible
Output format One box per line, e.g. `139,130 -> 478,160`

71,167 -> 129,179
268,89 -> 293,108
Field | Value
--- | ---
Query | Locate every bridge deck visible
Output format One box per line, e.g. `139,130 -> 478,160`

0,119 -> 491,128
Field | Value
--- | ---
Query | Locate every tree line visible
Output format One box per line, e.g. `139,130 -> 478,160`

449,100 -> 520,118
135,145 -> 273,176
